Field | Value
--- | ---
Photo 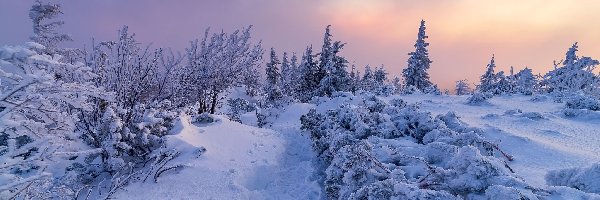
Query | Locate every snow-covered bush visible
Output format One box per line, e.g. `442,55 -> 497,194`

530,95 -> 549,102
191,113 -> 219,124
0,44 -> 105,198
565,94 -> 600,111
300,93 -> 529,199
546,163 -> 600,194
466,92 -> 491,105
226,98 -> 256,122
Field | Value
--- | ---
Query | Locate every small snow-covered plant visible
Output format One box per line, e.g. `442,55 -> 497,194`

389,98 -> 407,108
400,85 -> 421,95
423,84 -> 442,95
545,163 -> 600,194
530,94 -> 549,102
226,98 -> 255,122
191,113 -> 218,124
565,94 -> 600,111
129,102 -> 177,153
361,95 -> 388,113
466,92 -> 490,105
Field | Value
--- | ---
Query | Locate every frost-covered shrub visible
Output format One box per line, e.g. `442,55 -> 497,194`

484,185 -> 530,200
401,85 -> 421,95
351,179 -> 459,200
436,112 -> 482,134
192,113 -> 218,124
86,102 -> 177,173
546,163 -> 600,194
389,98 -> 407,108
226,98 -> 256,122
565,95 -> 600,111
361,95 -> 388,113
0,44 -> 104,198
445,146 -> 522,195
466,92 -> 490,105
520,112 -> 547,120
530,95 -> 549,102
300,94 -> 528,199
423,85 -> 442,95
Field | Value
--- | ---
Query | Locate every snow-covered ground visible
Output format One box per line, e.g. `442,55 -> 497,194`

115,111 -> 321,199
398,94 -> 600,187
115,94 -> 600,199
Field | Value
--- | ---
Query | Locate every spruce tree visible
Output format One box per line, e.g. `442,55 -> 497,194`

316,26 -> 350,97
295,46 -> 319,102
402,20 -> 433,92
264,48 -> 283,105
362,65 -> 375,92
349,65 -> 360,94
455,79 -> 472,95
477,55 -> 498,93
544,43 -> 599,94
280,52 -> 292,96
515,67 -> 536,95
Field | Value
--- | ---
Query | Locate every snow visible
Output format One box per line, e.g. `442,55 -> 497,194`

114,112 -> 321,199
397,94 -> 600,187
113,93 -> 600,199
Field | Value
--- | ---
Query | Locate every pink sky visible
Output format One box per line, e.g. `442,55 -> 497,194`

1,0 -> 599,90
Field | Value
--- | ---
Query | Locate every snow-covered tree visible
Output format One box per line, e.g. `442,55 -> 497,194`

374,65 -> 388,86
391,76 -> 402,94
403,20 -> 433,92
455,79 -> 472,95
544,42 -> 599,96
477,55 -> 498,93
361,65 -> 376,92
515,67 -> 537,95
280,52 -> 293,97
29,0 -> 72,56
295,46 -> 320,102
348,65 -> 360,94
495,71 -> 511,94
174,27 -> 263,113
316,26 -> 350,97
264,48 -> 283,106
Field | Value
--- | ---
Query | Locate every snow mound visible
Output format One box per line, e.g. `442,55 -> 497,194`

546,163 -> 600,194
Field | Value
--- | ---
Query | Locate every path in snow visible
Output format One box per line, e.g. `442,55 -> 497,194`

114,112 -> 321,199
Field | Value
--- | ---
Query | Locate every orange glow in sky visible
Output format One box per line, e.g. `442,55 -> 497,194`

1,0 -> 599,90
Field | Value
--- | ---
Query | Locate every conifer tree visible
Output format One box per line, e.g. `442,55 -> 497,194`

477,55 -> 498,93
544,42 -> 599,95
265,48 -> 283,105
403,20 -> 433,92
316,26 -> 350,97
280,52 -> 292,96
295,46 -> 319,102
455,79 -> 472,95
515,67 -> 537,95
349,65 -> 360,94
